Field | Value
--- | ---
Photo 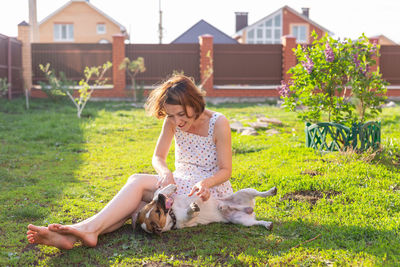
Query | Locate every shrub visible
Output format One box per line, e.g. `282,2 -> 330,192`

119,57 -> 146,102
0,77 -> 9,98
279,32 -> 388,127
67,61 -> 112,118
39,62 -> 112,118
38,63 -> 75,101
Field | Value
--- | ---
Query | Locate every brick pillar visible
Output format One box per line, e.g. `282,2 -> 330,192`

199,34 -> 214,96
112,34 -> 126,95
369,37 -> 379,72
281,35 -> 297,83
17,21 -> 32,97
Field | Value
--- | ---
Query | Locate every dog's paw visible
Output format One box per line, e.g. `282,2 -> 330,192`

190,202 -> 200,212
270,187 -> 277,196
264,222 -> 273,230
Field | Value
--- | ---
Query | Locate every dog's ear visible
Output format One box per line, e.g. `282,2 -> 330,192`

150,222 -> 162,235
156,194 -> 168,213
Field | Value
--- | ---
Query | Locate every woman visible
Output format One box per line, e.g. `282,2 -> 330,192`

26,75 -> 233,249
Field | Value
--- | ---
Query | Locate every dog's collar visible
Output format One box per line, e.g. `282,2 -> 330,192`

169,209 -> 177,230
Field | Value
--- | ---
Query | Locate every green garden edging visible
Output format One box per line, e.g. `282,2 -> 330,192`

305,121 -> 381,152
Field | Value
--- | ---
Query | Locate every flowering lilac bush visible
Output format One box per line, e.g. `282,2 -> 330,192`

279,31 -> 388,126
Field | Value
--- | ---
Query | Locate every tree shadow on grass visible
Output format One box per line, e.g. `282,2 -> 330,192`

38,218 -> 400,266
0,98 -> 86,265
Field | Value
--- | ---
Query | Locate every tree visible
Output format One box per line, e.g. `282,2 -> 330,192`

119,57 -> 146,102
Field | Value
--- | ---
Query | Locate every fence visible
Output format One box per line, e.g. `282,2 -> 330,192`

125,44 -> 200,86
380,45 -> 400,85
23,37 -> 400,99
31,43 -> 113,85
0,33 -> 23,99
213,44 -> 282,85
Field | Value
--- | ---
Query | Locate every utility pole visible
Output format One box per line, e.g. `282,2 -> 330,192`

158,0 -> 163,44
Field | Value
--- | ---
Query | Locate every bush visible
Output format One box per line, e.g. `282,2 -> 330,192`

279,32 -> 388,127
0,77 -> 9,98
38,63 -> 75,101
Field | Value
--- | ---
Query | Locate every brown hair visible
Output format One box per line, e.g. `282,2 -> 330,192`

146,75 -> 206,119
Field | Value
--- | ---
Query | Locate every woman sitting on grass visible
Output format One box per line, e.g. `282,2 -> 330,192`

26,75 -> 233,249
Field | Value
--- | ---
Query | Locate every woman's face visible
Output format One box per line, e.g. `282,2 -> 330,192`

164,104 -> 196,132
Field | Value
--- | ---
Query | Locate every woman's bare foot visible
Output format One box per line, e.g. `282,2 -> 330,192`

26,224 -> 77,250
48,223 -> 98,247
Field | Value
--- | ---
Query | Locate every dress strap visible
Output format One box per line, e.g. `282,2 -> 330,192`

208,112 -> 221,136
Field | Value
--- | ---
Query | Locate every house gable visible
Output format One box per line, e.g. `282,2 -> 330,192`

282,6 -> 330,44
234,5 -> 332,44
370,35 -> 398,46
38,0 -> 126,43
172,20 -> 238,44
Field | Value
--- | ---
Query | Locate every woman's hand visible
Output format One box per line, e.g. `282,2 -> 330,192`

156,171 -> 175,188
188,180 -> 211,201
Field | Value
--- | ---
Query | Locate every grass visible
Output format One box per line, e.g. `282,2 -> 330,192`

0,98 -> 399,266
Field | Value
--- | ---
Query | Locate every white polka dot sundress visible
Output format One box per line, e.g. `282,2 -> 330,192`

172,112 -> 233,198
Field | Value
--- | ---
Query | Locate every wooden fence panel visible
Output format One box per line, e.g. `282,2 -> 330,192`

0,34 -> 8,81
32,43 -> 112,84
125,44 -> 200,86
0,34 -> 23,98
213,44 -> 282,85
380,45 -> 400,85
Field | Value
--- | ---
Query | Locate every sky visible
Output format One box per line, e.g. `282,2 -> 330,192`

0,0 -> 399,44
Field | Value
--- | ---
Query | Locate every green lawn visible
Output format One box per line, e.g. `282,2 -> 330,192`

0,98 -> 399,266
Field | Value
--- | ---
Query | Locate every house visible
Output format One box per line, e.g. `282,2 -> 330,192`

234,6 -> 332,44
171,20 -> 238,44
31,0 -> 127,43
369,35 -> 398,46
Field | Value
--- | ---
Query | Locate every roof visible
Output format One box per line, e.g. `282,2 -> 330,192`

369,35 -> 398,45
235,5 -> 333,36
39,0 -> 126,32
171,19 -> 238,44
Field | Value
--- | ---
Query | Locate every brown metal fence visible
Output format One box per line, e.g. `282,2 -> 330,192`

0,33 -> 23,98
380,45 -> 400,85
213,44 -> 282,85
125,44 -> 200,86
31,43 -> 112,84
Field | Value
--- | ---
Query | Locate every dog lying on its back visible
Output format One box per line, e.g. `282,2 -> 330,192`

136,184 -> 277,234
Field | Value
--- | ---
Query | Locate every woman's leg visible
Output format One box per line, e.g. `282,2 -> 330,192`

27,174 -> 158,249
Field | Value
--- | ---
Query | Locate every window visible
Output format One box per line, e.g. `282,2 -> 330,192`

246,12 -> 282,44
265,29 -> 272,39
54,24 -> 74,41
274,29 -> 281,40
257,28 -> 263,38
247,29 -> 254,43
97,23 -> 106,34
292,25 -> 307,43
99,39 -> 110,44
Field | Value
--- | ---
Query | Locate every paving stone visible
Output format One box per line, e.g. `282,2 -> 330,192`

241,128 -> 259,136
265,129 -> 280,136
258,117 -> 283,126
230,121 -> 244,131
249,122 -> 269,129
237,127 -> 255,134
383,101 -> 397,108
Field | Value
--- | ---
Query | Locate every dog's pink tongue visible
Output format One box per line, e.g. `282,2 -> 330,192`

165,198 -> 174,210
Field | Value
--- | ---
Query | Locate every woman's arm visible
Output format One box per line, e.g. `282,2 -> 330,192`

189,115 -> 232,200
152,118 -> 176,187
